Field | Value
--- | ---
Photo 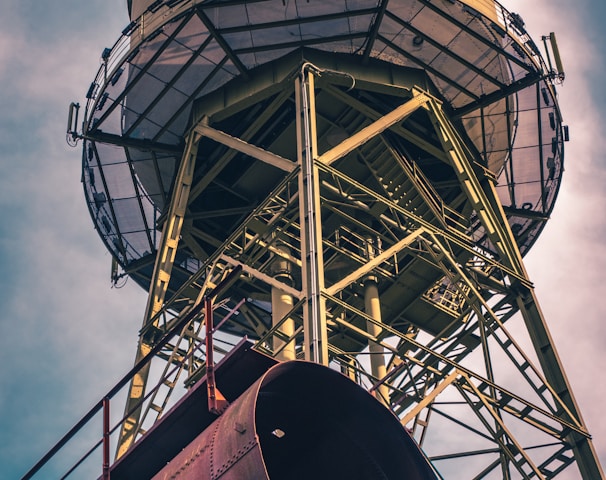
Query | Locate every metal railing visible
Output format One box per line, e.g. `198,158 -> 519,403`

22,266 -> 242,480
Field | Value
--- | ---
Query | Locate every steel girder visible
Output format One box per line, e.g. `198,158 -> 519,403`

114,70 -> 602,478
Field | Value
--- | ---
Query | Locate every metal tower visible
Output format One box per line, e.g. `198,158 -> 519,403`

65,0 -> 603,477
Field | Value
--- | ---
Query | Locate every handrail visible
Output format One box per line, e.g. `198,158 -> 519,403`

22,265 -> 242,479
388,136 -> 470,233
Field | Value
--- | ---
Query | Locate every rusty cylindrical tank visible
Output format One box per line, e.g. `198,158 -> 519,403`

153,361 -> 436,480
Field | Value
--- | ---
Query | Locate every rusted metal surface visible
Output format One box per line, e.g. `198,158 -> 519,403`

152,380 -> 267,480
153,361 -> 437,479
102,397 -> 110,480
109,341 -> 277,480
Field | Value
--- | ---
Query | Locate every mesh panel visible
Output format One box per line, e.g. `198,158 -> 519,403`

83,0 -> 564,270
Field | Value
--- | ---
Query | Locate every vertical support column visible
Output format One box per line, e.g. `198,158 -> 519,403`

271,246 -> 296,361
426,97 -> 525,276
295,67 -> 328,365
364,278 -> 389,404
516,286 -> 605,480
116,129 -> 200,459
363,238 -> 389,405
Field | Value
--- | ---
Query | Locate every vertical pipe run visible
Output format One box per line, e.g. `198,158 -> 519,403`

102,397 -> 110,480
205,296 -> 214,403
296,66 -> 328,365
271,288 -> 295,360
364,276 -> 389,405
271,246 -> 296,361
205,296 -> 227,415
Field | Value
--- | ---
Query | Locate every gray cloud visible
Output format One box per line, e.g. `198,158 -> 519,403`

0,1 -> 142,477
508,0 -> 606,473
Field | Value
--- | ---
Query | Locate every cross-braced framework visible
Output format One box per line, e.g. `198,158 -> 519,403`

71,1 -> 603,478
110,66 -> 601,478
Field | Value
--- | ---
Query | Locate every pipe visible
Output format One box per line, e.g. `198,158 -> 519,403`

271,246 -> 296,361
364,275 -> 390,405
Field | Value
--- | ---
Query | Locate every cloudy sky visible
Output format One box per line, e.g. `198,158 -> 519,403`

0,0 -> 604,478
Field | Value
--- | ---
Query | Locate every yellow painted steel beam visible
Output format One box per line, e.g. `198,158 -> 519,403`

220,254 -> 303,301
515,287 -> 605,480
323,83 -> 450,163
326,228 -> 426,296
417,93 -> 604,478
400,370 -> 459,426
424,94 -> 526,276
317,92 -> 431,166
194,122 -> 296,172
116,127 -> 200,459
188,87 -> 293,203
456,372 -> 546,479
296,68 -> 329,365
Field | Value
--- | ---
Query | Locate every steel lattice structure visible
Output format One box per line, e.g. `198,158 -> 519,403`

69,0 -> 603,478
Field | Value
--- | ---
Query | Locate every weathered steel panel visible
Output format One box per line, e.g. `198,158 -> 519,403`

152,361 -> 436,479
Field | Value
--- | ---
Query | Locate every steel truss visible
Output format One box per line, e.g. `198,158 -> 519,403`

115,67 -> 602,479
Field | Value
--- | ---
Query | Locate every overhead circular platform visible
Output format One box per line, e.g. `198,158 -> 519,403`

81,0 -> 565,292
